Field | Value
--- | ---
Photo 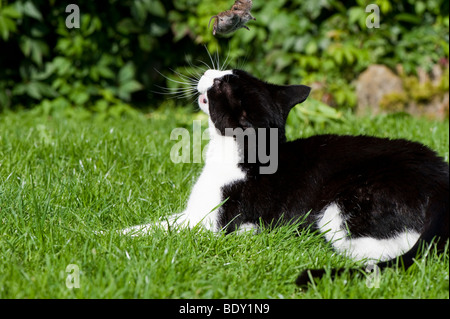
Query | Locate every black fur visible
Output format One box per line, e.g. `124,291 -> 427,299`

206,69 -> 449,286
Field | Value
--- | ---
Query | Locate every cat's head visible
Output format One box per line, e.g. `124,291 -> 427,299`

197,69 -> 310,141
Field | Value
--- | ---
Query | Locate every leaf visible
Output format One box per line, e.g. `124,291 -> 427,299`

52,57 -> 72,76
131,1 -> 148,25
138,34 -> 154,52
118,62 -> 135,84
20,37 -> 49,66
31,24 -> 49,38
287,98 -> 342,127
348,7 -> 365,25
71,92 -> 89,105
305,41 -> 318,55
171,22 -> 189,42
97,65 -> 115,79
395,13 -> 422,24
0,89 -> 9,109
117,18 -> 140,34
0,16 -> 11,40
22,1 -> 43,21
34,81 -> 58,98
1,5 -> 22,19
343,47 -> 354,64
334,90 -> 346,106
12,83 -> 26,95
120,80 -> 143,93
269,12 -> 289,32
33,61 -> 57,80
25,82 -> 42,99
150,21 -> 169,37
146,0 -> 166,18
334,49 -> 344,65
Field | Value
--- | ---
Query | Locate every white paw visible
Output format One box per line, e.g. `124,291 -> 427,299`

234,222 -> 259,235
119,214 -> 187,237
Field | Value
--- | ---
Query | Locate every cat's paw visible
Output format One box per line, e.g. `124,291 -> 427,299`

107,214 -> 187,237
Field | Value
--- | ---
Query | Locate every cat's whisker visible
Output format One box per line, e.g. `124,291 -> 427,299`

197,59 -> 213,71
162,77 -> 193,87
214,50 -> 221,71
182,69 -> 201,84
183,54 -> 204,79
186,92 -> 200,104
153,84 -> 197,93
175,93 -> 197,101
169,68 -> 199,84
205,46 -> 217,70
186,59 -> 206,79
152,83 -> 199,101
202,45 -> 234,72
221,50 -> 231,71
154,68 -> 189,86
154,48 -> 237,102
235,49 -> 250,71
153,88 -> 197,96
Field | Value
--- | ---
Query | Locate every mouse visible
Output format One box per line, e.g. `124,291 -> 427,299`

208,0 -> 256,36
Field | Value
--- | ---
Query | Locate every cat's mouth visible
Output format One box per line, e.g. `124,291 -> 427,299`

198,93 -> 209,114
199,93 -> 208,106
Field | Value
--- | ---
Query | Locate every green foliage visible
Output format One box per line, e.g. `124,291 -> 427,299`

0,0 -> 448,114
0,0 -> 178,112
193,0 -> 449,109
287,98 -> 344,129
380,66 -> 449,114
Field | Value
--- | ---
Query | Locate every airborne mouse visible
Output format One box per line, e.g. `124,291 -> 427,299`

209,0 -> 256,36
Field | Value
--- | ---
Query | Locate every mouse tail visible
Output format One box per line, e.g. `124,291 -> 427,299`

208,16 -> 218,29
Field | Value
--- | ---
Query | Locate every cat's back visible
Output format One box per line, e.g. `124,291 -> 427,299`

273,134 -> 449,210
281,134 -> 448,177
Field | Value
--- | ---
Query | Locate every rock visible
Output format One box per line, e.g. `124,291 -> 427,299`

355,64 -> 449,119
356,64 -> 404,115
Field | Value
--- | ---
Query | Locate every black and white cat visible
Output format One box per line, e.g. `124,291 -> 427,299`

124,68 -> 449,285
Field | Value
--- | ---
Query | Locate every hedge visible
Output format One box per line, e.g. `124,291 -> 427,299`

0,0 -> 448,113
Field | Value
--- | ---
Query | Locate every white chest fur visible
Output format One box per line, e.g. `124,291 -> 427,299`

181,121 -> 246,231
120,69 -> 244,235
120,121 -> 246,236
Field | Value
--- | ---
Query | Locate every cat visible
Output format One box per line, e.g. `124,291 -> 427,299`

123,68 -> 449,286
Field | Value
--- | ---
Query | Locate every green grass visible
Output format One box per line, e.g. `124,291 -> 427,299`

0,106 -> 448,299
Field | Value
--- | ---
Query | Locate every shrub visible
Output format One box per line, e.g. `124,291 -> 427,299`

0,0 -> 448,113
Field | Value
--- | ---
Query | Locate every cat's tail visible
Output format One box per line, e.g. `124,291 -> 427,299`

296,189 -> 449,287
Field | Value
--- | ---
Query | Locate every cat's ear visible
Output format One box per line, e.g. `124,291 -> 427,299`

274,85 -> 311,114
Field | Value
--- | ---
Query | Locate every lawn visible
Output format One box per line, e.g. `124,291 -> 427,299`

0,105 -> 448,299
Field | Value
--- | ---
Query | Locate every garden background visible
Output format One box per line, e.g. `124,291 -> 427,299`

0,0 -> 448,117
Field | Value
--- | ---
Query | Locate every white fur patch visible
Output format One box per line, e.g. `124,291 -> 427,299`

121,69 -> 243,236
178,121 -> 245,231
317,203 -> 421,263
317,203 -> 348,243
235,222 -> 259,235
197,69 -> 233,94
